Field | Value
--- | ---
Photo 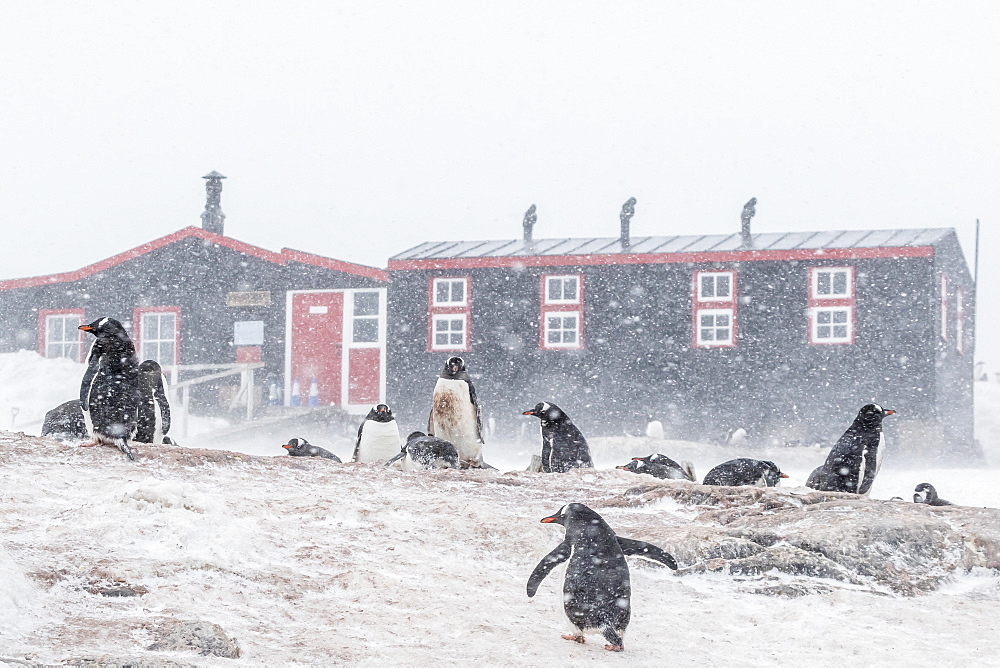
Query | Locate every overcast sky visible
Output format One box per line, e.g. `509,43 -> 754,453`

1,2 -> 998,365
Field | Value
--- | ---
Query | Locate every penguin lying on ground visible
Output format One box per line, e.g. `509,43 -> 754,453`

135,360 -> 176,446
385,431 -> 460,471
702,458 -> 788,487
281,438 -> 342,462
79,317 -> 141,461
527,503 -> 678,652
41,399 -> 89,439
620,454 -> 696,481
353,404 -> 400,462
913,482 -> 954,506
806,404 -> 896,494
428,356 -> 487,468
522,402 -> 593,473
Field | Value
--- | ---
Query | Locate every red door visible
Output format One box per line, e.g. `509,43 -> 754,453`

290,292 -> 344,407
347,348 -> 381,405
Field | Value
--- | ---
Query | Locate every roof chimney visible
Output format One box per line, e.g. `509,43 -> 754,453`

740,197 -> 756,249
201,171 -> 227,235
620,197 -> 636,251
522,204 -> 537,243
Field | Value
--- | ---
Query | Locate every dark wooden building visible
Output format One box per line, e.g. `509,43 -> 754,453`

0,174 -> 388,414
386,222 -> 975,456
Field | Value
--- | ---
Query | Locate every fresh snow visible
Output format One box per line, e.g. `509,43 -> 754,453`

1,351 -> 999,664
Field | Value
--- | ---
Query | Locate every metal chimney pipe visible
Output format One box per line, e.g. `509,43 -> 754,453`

620,197 -> 636,251
523,204 -> 537,242
740,197 -> 757,249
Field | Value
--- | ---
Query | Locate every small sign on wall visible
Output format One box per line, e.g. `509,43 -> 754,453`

234,320 -> 265,346
226,291 -> 271,307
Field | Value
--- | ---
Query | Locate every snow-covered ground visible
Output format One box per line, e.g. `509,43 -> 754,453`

1,351 -> 999,664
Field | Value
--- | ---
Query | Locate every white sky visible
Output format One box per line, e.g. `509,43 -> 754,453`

1,2 -> 998,364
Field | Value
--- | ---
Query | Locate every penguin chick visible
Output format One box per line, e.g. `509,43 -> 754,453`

702,458 -> 788,487
522,401 -> 593,473
281,438 -> 341,462
527,503 -> 677,652
914,482 -> 954,506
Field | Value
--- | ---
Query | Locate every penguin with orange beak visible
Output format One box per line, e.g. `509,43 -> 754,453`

78,317 -> 140,461
806,403 -> 896,495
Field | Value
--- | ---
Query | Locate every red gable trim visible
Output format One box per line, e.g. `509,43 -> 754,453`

0,226 -> 387,290
387,245 -> 935,271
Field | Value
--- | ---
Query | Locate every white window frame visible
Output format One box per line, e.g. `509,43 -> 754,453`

544,275 -> 581,304
45,313 -> 83,361
811,306 -> 853,344
695,308 -> 734,347
430,313 -> 468,351
350,290 -> 382,345
811,267 -> 853,299
542,311 -> 582,349
432,277 -> 468,307
697,271 -> 735,302
955,286 -> 964,354
139,311 -> 178,366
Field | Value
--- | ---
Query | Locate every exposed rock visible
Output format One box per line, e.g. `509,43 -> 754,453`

146,621 -> 241,658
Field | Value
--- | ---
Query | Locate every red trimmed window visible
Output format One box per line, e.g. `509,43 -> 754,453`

428,277 -> 470,351
808,266 -> 854,345
956,286 -> 965,354
540,274 -> 583,350
940,274 -> 949,341
134,306 -> 181,366
38,309 -> 86,362
692,270 -> 736,347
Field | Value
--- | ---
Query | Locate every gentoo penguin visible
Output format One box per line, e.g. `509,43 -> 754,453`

914,482 -> 954,506
79,317 -> 141,461
41,399 -> 89,439
702,458 -> 788,487
427,356 -> 486,468
522,401 -> 593,473
281,438 -> 342,462
627,454 -> 696,481
384,431 -> 460,471
527,503 -> 678,652
353,404 -> 400,463
135,360 -> 175,446
806,404 -> 896,495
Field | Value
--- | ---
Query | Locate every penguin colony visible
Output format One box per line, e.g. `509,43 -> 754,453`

45,321 -> 953,652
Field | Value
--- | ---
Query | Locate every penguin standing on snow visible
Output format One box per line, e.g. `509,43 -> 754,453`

281,438 -> 342,462
353,404 -> 400,463
806,404 -> 896,495
427,356 -> 486,468
78,317 -> 141,461
384,431 -> 460,471
527,503 -> 677,652
913,482 -> 954,506
522,401 -> 593,473
135,360 -> 175,446
702,458 -> 788,487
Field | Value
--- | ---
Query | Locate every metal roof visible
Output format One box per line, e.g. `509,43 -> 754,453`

391,228 -> 954,261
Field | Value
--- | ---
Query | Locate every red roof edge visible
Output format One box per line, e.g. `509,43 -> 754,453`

280,248 -> 388,282
0,226 -> 385,290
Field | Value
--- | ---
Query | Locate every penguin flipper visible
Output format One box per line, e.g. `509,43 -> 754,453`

118,441 -> 135,461
79,341 -> 104,410
153,373 -> 171,436
353,422 -> 364,462
467,380 -> 485,443
617,537 -> 678,570
384,450 -> 406,468
526,540 -> 571,597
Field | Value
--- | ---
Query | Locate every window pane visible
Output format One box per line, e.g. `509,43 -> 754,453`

548,316 -> 561,330
547,278 -> 562,301
833,272 -> 847,295
716,314 -> 729,327
717,275 -> 730,298
435,333 -> 448,345
563,331 -> 576,343
818,327 -> 831,338
701,276 -> 715,298
817,311 -> 831,324
450,280 -> 465,303
449,319 -> 464,332
436,281 -> 449,303
161,342 -> 175,364
562,278 -> 577,301
160,314 -> 175,338
435,320 -> 449,332
562,316 -> 576,329
354,292 -> 379,316
353,319 -> 378,343
716,328 -> 730,341
700,314 -> 713,327
450,332 -> 463,345
833,325 -> 848,338
833,310 -> 847,324
547,331 -> 560,343
817,272 -> 831,295
701,328 -> 714,341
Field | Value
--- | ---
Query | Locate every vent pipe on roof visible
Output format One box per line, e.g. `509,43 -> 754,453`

620,197 -> 636,251
740,197 -> 756,249
201,171 -> 227,236
523,204 -> 537,243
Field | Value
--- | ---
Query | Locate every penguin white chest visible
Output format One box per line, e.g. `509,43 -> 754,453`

358,420 -> 400,462
430,378 -> 482,463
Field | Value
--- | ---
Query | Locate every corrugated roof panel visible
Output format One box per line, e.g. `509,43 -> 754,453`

408,241 -> 457,259
626,236 -> 666,253
789,231 -> 837,249
881,229 -> 924,247
826,230 -> 871,248
684,234 -> 738,252
511,238 -> 572,256
852,230 -> 903,247
909,228 -> 951,246
567,238 -> 621,254
749,233 -> 793,250
464,240 -> 519,257
768,232 -> 815,250
543,239 -> 600,256
704,234 -> 744,251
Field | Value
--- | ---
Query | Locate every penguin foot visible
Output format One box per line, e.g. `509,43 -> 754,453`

604,644 -> 624,652
80,440 -> 99,448
561,634 -> 586,644
117,443 -> 135,461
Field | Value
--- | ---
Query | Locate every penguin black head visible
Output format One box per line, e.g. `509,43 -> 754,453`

914,482 -> 943,504
539,502 -> 599,526
856,403 -> 897,427
138,359 -> 162,375
406,431 -> 426,442
522,401 -> 565,422
281,437 -> 311,455
761,460 -> 790,487
616,461 -> 643,473
366,404 -> 394,422
442,356 -> 467,378
79,317 -> 130,341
